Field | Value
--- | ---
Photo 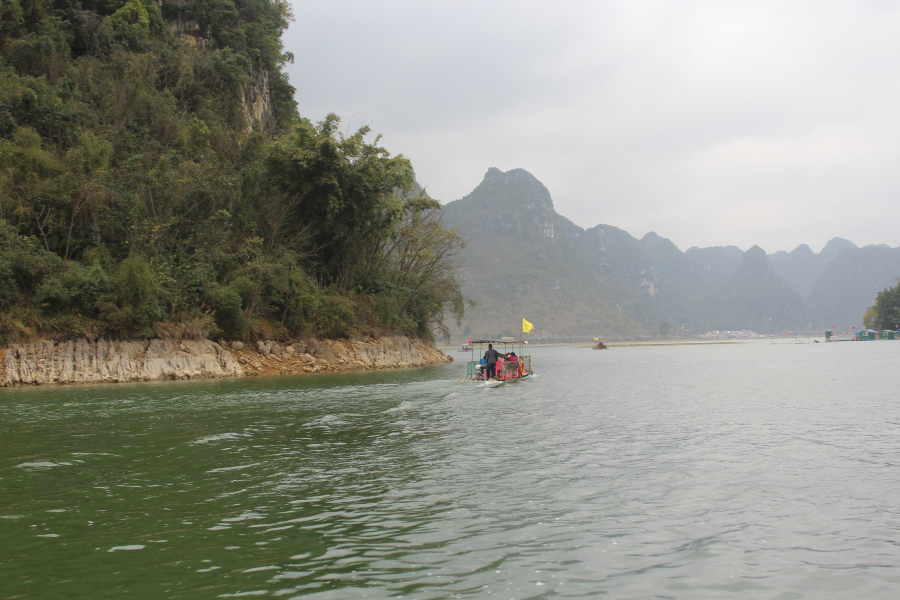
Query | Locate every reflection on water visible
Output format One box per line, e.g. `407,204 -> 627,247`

2,342 -> 900,598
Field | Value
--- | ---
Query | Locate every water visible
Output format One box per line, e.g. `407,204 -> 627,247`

2,341 -> 900,599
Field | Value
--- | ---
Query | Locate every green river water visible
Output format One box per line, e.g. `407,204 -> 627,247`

2,341 -> 900,599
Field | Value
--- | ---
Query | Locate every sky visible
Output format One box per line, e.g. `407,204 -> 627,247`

281,0 -> 900,254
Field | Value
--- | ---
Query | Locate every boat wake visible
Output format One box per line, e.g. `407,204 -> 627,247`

477,380 -> 504,388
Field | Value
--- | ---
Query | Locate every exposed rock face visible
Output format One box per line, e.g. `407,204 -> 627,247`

165,2 -> 212,50
241,68 -> 275,134
2,335 -> 451,386
164,6 -> 275,134
3,339 -> 243,386
229,335 -> 452,377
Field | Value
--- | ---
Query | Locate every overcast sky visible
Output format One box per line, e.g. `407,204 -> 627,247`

282,0 -> 900,254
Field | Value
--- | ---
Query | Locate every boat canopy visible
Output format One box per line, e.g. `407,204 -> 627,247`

469,339 -> 528,344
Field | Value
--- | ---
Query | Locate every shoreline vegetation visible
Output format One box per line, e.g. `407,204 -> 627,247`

0,0 -> 468,373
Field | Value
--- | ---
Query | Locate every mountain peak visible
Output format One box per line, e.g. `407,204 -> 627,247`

641,231 -> 683,255
820,237 -> 857,260
712,245 -> 810,332
460,168 -> 555,212
481,167 -> 545,187
743,245 -> 768,264
790,244 -> 814,256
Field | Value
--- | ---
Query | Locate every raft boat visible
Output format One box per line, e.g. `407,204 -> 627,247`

460,338 -> 533,382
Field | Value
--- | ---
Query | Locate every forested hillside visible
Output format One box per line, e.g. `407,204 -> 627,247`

0,0 -> 465,342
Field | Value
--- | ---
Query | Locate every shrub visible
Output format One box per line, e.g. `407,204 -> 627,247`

211,286 -> 244,336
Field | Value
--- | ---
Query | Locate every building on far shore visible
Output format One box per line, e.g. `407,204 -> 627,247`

698,330 -> 761,340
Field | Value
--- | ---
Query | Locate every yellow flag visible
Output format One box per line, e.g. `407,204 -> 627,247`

522,318 -> 534,333
594,337 -> 599,341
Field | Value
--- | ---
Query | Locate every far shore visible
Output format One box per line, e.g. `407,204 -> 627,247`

443,337 -> 828,351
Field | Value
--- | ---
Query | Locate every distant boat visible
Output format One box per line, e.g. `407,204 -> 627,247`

592,341 -> 608,350
458,344 -> 472,352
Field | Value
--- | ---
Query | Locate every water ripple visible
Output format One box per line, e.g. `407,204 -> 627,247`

2,343 -> 900,598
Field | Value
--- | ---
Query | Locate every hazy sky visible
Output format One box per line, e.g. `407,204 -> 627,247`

281,0 -> 900,253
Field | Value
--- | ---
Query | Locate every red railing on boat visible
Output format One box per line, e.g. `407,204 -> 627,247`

495,357 -> 530,380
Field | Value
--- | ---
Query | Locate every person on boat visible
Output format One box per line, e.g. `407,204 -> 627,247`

507,351 -> 518,361
483,344 -> 504,379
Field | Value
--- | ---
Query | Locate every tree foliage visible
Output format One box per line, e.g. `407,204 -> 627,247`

0,0 -> 466,342
871,283 -> 900,331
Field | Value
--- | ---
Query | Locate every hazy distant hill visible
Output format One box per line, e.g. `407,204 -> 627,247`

706,247 -> 811,332
807,246 -> 900,328
442,168 -> 824,338
637,232 -> 718,326
575,228 -> 717,328
768,238 -> 857,299
441,168 -> 652,339
684,246 -> 744,284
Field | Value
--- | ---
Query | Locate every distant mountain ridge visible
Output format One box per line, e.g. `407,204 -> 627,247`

709,246 -> 810,332
440,168 -> 652,339
766,239 -> 900,329
768,238 -> 857,299
807,246 -> 900,328
442,168 -> 899,339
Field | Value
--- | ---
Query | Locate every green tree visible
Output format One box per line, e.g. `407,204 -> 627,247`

863,306 -> 877,330
264,114 -> 414,289
873,283 -> 900,331
370,199 -> 466,339
0,0 -> 466,344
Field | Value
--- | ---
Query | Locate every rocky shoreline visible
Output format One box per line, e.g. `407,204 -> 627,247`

0,335 -> 452,387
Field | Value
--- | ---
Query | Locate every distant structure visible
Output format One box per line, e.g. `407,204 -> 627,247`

698,330 -> 762,340
826,329 -> 897,341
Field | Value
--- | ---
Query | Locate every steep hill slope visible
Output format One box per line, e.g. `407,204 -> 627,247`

807,246 -> 900,328
685,246 -> 745,284
443,167 -> 824,338
441,168 -> 653,338
0,1 -> 465,343
574,228 -> 718,328
706,247 -> 811,333
637,232 -> 716,326
768,238 -> 857,299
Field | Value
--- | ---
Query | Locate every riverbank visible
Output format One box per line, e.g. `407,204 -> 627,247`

0,335 -> 451,387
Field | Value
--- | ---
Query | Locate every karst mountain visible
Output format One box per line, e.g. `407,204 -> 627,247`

441,168 -> 900,339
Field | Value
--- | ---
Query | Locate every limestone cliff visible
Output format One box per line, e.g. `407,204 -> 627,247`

227,335 -> 452,377
2,339 -> 243,386
1,335 -> 451,387
164,3 -> 276,134
240,68 -> 276,134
